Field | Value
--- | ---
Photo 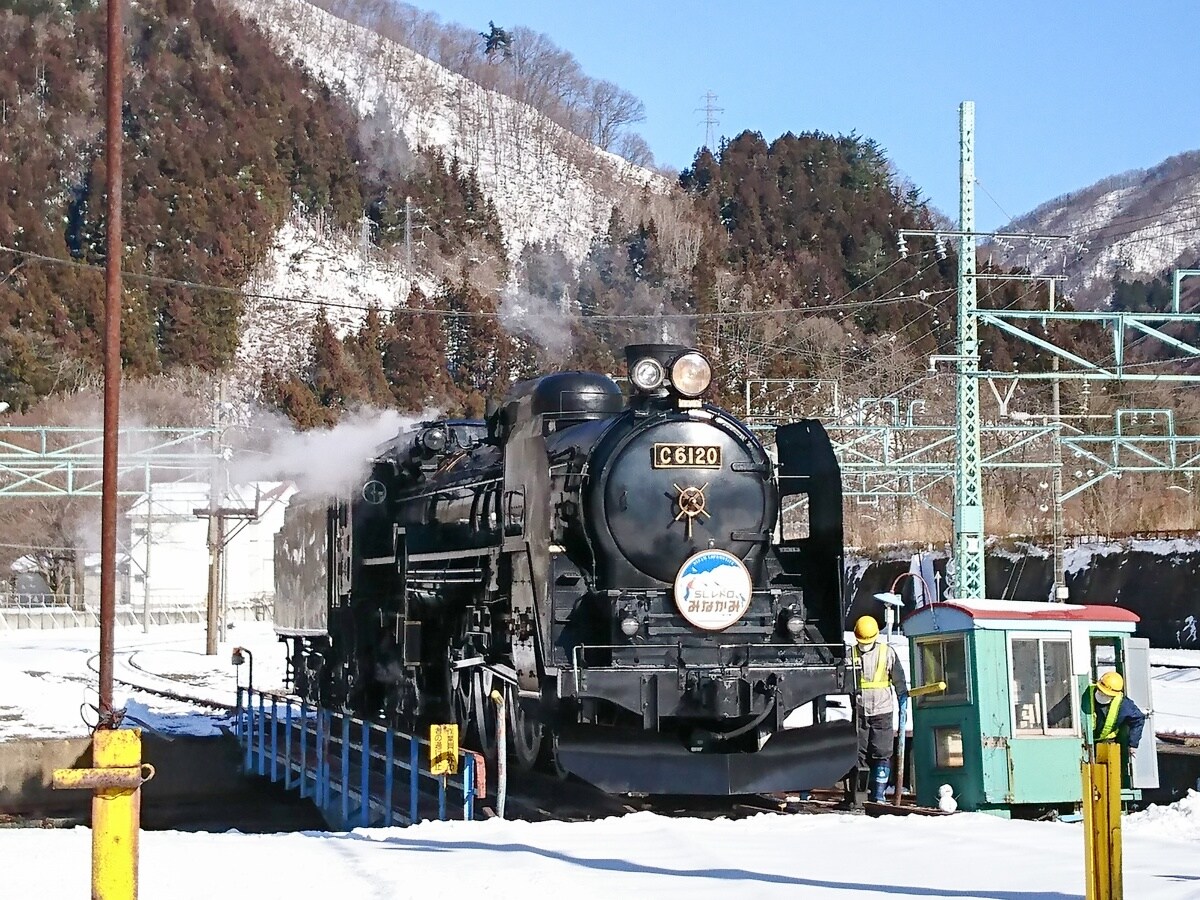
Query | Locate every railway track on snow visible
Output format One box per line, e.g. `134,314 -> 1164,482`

85,648 -> 234,714
85,650 -> 851,822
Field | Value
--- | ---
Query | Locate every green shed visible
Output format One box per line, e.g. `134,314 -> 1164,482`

902,599 -> 1158,815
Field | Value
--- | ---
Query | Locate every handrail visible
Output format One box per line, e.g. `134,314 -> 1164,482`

235,687 -> 480,825
570,642 -> 845,691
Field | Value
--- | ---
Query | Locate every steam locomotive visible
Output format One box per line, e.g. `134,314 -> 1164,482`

274,344 -> 857,794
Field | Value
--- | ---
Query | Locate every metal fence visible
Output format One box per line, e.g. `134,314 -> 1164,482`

235,688 -> 480,827
0,596 -> 269,630
0,592 -> 68,608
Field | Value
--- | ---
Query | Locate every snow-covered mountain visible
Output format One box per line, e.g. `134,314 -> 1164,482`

229,0 -> 666,264
994,150 -> 1200,307
222,0 -> 671,393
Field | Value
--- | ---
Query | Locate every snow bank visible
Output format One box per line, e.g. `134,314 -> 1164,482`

1128,789 -> 1200,842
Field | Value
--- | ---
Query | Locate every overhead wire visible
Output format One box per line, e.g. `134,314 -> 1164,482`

0,241 -> 952,322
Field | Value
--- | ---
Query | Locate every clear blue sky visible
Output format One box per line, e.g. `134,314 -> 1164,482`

420,0 -> 1198,230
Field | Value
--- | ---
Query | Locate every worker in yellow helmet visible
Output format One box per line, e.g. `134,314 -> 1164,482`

1090,671 -> 1147,757
852,615 -> 908,803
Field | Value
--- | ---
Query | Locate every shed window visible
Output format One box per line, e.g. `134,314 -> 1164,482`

914,635 -> 968,703
934,726 -> 965,768
1011,636 -> 1076,735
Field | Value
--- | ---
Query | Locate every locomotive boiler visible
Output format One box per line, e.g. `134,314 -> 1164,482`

274,344 -> 857,794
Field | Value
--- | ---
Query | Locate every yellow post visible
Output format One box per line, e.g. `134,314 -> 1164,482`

1082,741 -> 1123,900
53,727 -> 152,900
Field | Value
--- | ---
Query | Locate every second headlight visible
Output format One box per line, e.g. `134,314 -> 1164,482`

670,352 -> 712,398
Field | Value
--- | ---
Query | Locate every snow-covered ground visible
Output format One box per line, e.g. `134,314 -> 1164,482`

3,624 -> 1199,897
1152,666 -> 1200,736
5,794 -> 1200,898
3,623 -> 1198,743
0,622 -> 287,741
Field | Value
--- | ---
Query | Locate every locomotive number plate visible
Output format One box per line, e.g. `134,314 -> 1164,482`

652,443 -> 722,469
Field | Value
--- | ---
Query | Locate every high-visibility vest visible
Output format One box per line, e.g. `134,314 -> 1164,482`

854,643 -> 890,690
1095,688 -> 1123,742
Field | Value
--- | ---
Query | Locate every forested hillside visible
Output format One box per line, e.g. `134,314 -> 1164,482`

0,0 -> 353,405
269,127 -> 1100,429
0,0 -> 1147,437
0,0 -> 504,411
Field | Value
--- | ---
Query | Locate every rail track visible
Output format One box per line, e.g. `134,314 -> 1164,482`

95,651 -> 864,822
85,647 -> 234,714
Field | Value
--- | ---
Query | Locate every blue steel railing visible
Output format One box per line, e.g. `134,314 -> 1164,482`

235,687 -> 479,826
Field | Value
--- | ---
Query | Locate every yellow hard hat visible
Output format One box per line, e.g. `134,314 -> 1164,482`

854,616 -> 879,643
1097,671 -> 1124,696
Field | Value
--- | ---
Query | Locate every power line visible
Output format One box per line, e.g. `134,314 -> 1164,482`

0,242 -> 951,322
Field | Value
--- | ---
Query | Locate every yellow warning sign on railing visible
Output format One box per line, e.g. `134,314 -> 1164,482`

430,723 -> 460,776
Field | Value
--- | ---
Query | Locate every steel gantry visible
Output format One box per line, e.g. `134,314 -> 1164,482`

753,409 -> 1200,515
0,426 -> 221,497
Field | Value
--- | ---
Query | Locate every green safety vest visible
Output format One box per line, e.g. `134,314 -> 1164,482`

1094,687 -> 1123,742
854,643 -> 890,690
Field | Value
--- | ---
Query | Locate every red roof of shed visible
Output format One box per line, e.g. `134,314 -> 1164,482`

912,600 -> 1139,624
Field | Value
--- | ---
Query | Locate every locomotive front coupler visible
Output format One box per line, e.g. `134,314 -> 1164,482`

683,669 -> 776,719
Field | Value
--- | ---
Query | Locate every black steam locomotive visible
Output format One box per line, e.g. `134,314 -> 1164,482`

274,344 -> 856,794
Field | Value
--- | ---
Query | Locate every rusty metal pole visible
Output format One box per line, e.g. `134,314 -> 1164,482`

65,2 -> 148,897
98,0 -> 124,727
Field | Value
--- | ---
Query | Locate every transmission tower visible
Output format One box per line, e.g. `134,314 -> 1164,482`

696,91 -> 724,151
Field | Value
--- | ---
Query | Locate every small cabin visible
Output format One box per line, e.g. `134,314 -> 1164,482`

903,600 -> 1158,815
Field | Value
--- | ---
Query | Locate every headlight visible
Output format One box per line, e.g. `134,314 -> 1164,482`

786,614 -> 804,636
670,352 -> 712,398
420,427 -> 446,451
630,357 -> 665,392
620,615 -> 640,637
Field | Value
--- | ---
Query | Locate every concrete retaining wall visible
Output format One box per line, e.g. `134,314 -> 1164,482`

848,545 -> 1200,649
0,733 -> 323,830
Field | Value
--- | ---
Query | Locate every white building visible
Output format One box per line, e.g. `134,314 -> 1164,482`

120,481 -> 295,621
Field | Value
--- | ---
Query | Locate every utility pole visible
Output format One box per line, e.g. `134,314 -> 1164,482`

404,196 -> 413,270
953,101 -> 986,602
204,382 -> 224,656
97,0 -> 125,727
142,482 -> 152,632
197,380 -> 255,654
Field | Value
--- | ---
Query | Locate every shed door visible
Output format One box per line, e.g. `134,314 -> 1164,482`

1124,637 -> 1159,790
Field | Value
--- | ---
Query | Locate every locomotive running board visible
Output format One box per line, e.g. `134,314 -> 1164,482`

554,721 -> 857,796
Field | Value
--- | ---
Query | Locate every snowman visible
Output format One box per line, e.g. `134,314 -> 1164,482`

938,784 -> 958,813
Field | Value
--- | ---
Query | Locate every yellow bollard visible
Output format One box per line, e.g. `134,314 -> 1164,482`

53,728 -> 153,900
1082,741 -> 1123,900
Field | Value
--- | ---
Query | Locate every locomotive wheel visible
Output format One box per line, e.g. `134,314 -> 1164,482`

472,669 -> 497,755
451,667 -> 497,755
508,691 -> 543,771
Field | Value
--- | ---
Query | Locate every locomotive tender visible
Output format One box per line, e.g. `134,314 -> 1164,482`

274,344 -> 857,794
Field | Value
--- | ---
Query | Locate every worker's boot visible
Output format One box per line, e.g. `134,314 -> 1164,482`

869,762 -> 891,803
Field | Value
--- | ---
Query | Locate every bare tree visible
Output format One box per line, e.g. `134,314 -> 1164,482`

615,132 -> 654,168
587,79 -> 645,152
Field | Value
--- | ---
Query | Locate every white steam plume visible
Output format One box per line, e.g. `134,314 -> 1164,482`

231,408 -> 437,497
499,285 -> 576,356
